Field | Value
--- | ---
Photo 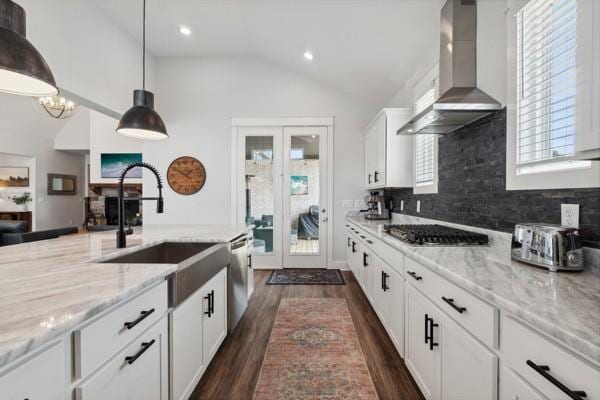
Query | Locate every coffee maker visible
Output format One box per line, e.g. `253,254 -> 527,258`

362,191 -> 391,220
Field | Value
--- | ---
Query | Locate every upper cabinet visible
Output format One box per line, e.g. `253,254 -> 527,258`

364,108 -> 413,189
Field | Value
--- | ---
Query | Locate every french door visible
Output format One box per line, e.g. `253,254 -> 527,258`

235,125 -> 328,269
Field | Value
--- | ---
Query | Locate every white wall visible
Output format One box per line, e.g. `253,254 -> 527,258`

54,108 -> 91,152
89,111 -> 143,184
144,55 -> 376,262
19,0 -> 156,114
0,94 -> 85,230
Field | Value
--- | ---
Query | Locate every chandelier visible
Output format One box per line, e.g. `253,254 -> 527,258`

36,95 -> 77,119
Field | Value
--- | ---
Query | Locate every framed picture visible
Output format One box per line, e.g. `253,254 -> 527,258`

47,174 -> 77,195
101,153 -> 142,178
291,175 -> 308,195
0,167 -> 29,187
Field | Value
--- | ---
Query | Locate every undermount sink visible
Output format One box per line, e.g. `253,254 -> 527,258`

100,241 -> 231,307
100,242 -> 218,264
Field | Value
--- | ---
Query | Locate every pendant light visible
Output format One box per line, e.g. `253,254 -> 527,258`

0,0 -> 58,96
116,0 -> 168,140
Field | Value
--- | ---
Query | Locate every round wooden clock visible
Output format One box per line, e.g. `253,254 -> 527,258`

167,156 -> 206,195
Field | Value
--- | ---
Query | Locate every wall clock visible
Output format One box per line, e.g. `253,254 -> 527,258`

167,156 -> 206,195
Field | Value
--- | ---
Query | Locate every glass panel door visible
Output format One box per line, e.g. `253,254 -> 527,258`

239,127 -> 282,268
283,127 -> 327,268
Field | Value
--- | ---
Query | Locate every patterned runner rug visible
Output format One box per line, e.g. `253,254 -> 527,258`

253,298 -> 379,400
266,269 -> 345,285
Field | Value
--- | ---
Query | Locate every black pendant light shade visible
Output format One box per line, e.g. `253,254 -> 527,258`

116,90 -> 168,140
0,0 -> 58,96
116,0 -> 168,140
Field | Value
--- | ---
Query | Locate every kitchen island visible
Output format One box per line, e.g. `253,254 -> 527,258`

0,224 -> 248,400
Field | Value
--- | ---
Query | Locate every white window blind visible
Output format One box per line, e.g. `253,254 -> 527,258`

414,88 -> 436,185
516,0 -> 577,167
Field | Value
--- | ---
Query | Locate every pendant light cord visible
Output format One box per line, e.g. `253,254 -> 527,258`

142,0 -> 146,90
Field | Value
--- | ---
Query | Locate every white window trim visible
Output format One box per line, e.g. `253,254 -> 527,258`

413,134 -> 439,194
506,0 -> 600,190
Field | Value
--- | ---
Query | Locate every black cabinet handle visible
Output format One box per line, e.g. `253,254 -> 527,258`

427,315 -> 438,351
347,237 -> 351,247
352,241 -> 356,253
366,239 -> 373,244
124,308 -> 155,330
248,254 -> 252,269
360,235 -> 366,239
441,297 -> 467,314
125,339 -> 155,365
204,290 -> 214,318
381,270 -> 384,290
374,171 -> 379,182
368,174 -> 372,184
363,253 -> 368,267
407,271 -> 423,281
382,272 -> 389,291
424,314 -> 430,345
526,360 -> 587,399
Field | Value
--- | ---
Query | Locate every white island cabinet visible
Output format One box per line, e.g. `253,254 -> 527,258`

171,267 -> 228,400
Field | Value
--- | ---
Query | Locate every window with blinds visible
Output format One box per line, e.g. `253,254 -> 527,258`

414,88 -> 436,185
516,0 -> 577,169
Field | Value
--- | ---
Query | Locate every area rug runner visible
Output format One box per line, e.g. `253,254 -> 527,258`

266,268 -> 345,285
253,298 -> 379,400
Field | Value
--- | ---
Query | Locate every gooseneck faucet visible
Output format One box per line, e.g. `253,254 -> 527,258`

117,162 -> 164,248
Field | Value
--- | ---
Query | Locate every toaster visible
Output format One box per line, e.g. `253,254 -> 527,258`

511,223 -> 583,272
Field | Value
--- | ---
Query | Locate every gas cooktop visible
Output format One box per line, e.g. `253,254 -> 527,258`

384,224 -> 489,246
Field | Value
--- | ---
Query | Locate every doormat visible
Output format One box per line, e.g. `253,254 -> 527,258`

253,298 -> 378,400
266,268 -> 345,285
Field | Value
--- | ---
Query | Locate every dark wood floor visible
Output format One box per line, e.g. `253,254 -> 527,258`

192,270 -> 424,400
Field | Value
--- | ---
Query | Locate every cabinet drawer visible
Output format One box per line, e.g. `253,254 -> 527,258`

503,316 -> 600,400
75,281 -> 168,379
378,240 -> 404,276
405,257 -> 498,348
76,317 -> 168,400
0,341 -> 66,400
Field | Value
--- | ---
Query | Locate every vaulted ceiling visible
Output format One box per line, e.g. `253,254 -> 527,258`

92,0 -> 443,107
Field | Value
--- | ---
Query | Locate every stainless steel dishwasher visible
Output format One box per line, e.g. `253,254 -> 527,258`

228,234 -> 250,331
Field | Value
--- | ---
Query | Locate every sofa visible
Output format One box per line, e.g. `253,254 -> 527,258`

0,220 -> 79,246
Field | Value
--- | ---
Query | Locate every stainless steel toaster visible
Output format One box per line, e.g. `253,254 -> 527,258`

511,223 -> 583,272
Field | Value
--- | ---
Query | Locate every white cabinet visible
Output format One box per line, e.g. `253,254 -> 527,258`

0,341 -> 66,400
202,268 -> 228,366
500,367 -> 545,400
171,267 -> 228,400
76,317 -> 169,400
364,108 -> 413,189
405,284 -> 497,400
385,265 -> 404,358
405,284 -> 441,400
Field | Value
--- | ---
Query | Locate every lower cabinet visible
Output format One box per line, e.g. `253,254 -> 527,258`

75,317 -> 169,400
171,267 -> 228,400
405,284 -> 497,400
499,367 -> 545,400
0,340 -> 66,400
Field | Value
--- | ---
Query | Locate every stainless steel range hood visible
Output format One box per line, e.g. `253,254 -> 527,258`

398,0 -> 501,135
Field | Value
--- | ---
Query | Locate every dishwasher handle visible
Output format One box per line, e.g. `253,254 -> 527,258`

231,236 -> 248,250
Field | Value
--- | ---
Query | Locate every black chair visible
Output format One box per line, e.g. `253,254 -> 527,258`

0,221 -> 78,246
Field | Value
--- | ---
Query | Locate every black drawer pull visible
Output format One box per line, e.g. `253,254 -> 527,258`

248,254 -> 252,269
352,241 -> 356,253
526,360 -> 587,399
407,271 -> 422,281
124,308 -> 155,330
374,171 -> 379,182
360,235 -> 366,239
368,174 -> 372,184
442,297 -> 467,314
382,272 -> 389,291
424,314 -> 430,345
125,339 -> 155,365
347,237 -> 351,247
363,252 -> 368,267
204,290 -> 215,317
366,240 -> 373,244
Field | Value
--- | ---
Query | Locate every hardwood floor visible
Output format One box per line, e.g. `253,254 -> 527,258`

191,270 -> 424,400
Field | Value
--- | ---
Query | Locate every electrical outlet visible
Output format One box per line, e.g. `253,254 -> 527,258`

561,204 -> 579,228
417,200 -> 421,213
342,200 -> 353,208
400,200 -> 404,211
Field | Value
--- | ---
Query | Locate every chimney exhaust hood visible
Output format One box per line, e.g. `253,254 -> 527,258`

398,0 -> 501,136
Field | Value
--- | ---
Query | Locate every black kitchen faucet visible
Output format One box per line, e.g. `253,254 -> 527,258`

116,162 -> 164,248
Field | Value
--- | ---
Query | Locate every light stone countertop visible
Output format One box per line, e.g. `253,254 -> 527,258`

0,224 -> 248,369
347,215 -> 600,365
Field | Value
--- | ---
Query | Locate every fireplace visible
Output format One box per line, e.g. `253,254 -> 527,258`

105,197 -> 141,226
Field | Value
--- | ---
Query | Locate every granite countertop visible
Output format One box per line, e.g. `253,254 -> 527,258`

346,215 -> 600,365
0,224 -> 248,369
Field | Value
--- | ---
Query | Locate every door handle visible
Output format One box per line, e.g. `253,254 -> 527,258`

368,174 -> 372,184
363,252 -> 368,267
374,171 -> 379,182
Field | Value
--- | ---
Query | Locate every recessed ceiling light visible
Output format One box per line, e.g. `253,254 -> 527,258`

179,25 -> 192,36
303,51 -> 314,61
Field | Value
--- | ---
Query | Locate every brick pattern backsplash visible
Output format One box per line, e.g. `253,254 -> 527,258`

385,109 -> 600,248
